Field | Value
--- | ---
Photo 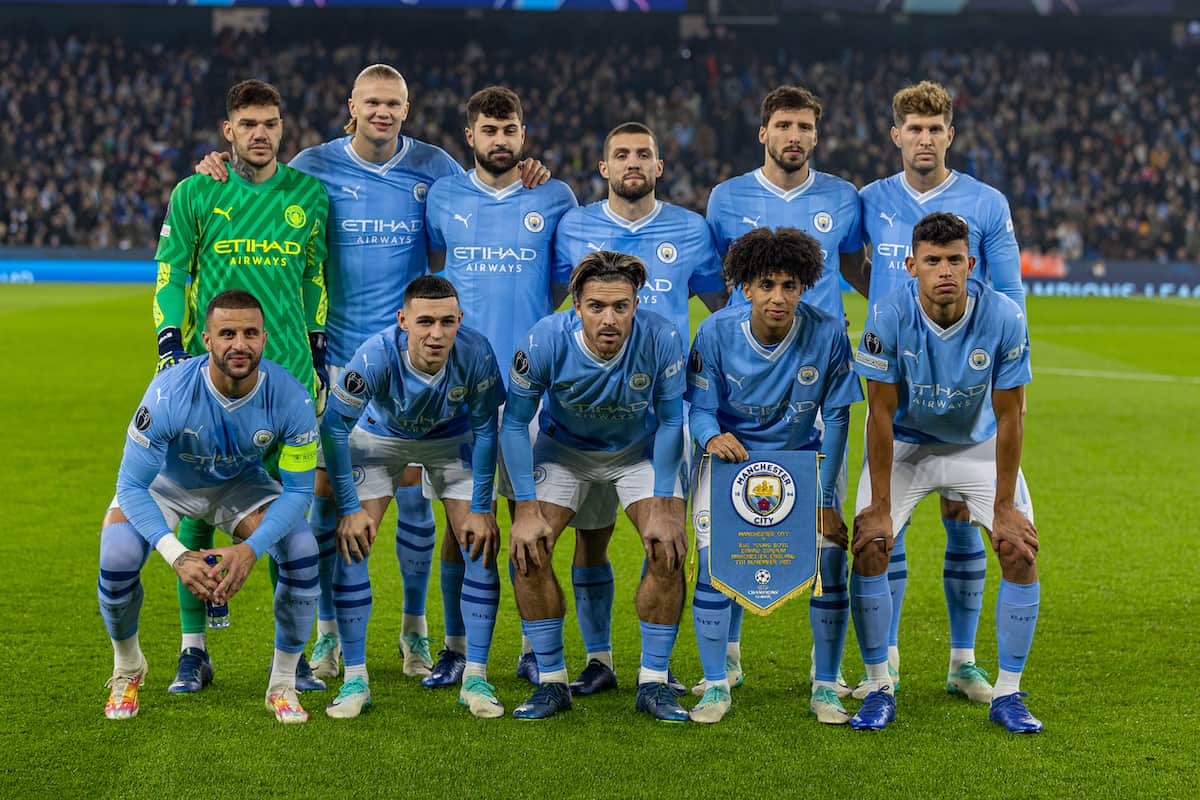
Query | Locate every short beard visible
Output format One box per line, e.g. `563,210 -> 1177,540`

476,147 -> 519,177
214,350 -> 260,380
767,146 -> 808,174
610,175 -> 654,202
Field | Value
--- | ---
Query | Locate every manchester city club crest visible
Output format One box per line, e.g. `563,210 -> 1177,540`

730,461 -> 796,526
656,241 -> 677,263
413,182 -> 429,203
448,385 -> 467,402
628,372 -> 651,390
797,365 -> 819,385
523,211 -> 545,233
284,204 -> 307,229
253,429 -> 274,448
813,211 -> 833,233
969,348 -> 991,370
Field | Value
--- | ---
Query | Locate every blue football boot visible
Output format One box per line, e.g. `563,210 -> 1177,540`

167,647 -> 213,694
569,659 -> 618,696
516,651 -> 540,686
635,682 -> 689,723
422,649 -> 466,688
512,682 -> 572,720
989,692 -> 1043,733
294,653 -> 326,692
849,689 -> 896,731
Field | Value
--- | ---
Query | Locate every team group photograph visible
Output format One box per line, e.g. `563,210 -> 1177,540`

3,1 -> 1196,797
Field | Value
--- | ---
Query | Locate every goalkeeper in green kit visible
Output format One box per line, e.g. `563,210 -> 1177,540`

152,79 -> 330,693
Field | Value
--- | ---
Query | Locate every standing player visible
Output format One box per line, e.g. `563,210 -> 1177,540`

423,86 -> 577,688
704,85 -> 865,695
501,252 -> 689,721
855,81 -> 1027,701
154,79 -> 329,694
685,228 -> 863,724
99,290 -> 320,723
552,122 -> 725,695
318,277 -> 506,718
848,213 -> 1040,733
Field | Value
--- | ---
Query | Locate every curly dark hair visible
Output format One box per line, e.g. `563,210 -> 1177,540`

723,227 -> 824,291
467,86 -> 524,127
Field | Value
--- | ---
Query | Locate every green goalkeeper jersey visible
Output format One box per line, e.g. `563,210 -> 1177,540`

153,164 -> 329,395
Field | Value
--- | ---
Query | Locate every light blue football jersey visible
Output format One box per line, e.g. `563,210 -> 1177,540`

860,170 -> 1024,313
686,302 -> 863,452
706,168 -> 863,318
326,323 -> 504,442
508,308 -> 685,453
116,356 -> 318,554
854,280 -> 1031,446
553,200 -> 723,345
289,136 -> 464,365
322,322 -> 504,512
426,170 -> 577,386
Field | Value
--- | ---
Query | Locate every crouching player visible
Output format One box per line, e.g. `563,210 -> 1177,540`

849,213 -> 1041,733
318,276 -> 505,718
686,227 -> 863,724
502,251 -> 688,722
98,290 -> 320,723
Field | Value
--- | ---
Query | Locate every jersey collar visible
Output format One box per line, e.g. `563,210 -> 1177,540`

573,329 -> 629,370
202,361 -> 267,412
900,170 -> 958,205
601,199 -> 663,233
342,135 -> 412,177
401,351 -> 447,386
469,169 -> 523,200
753,167 -> 815,202
739,313 -> 802,361
917,293 -> 976,340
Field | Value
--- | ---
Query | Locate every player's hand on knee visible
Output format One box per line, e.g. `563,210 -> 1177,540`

509,509 -> 551,575
643,500 -> 687,572
195,151 -> 232,181
201,543 -> 257,604
705,433 -> 748,463
851,506 -> 893,560
819,506 -> 849,549
988,506 -> 1038,565
336,509 -> 377,564
172,550 -> 217,600
516,158 -> 551,188
462,511 -> 500,568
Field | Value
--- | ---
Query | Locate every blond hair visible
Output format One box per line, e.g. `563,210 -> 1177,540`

892,81 -> 953,128
344,64 -> 406,134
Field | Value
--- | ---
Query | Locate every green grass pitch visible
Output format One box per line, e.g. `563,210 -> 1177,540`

0,285 -> 1196,799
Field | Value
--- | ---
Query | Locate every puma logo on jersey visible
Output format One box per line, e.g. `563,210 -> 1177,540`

902,349 -> 921,362
341,186 -> 361,200
453,212 -> 473,228
725,374 -> 745,389
182,425 -> 204,438
879,211 -> 897,226
586,241 -> 608,252
155,387 -> 169,404
741,216 -> 761,227
212,206 -> 233,221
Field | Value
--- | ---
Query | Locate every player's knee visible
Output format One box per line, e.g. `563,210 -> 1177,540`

996,540 -> 1035,573
940,496 -> 970,522
853,538 -> 890,576
99,523 -> 147,572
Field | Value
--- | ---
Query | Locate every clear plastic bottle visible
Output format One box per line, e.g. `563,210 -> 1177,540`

203,554 -> 230,629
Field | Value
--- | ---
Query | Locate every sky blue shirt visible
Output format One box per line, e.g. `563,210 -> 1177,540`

854,279 -> 1031,446
859,170 -> 1024,313
116,357 -> 318,557
426,170 -> 577,386
290,135 -> 464,365
554,200 -> 724,345
707,168 -> 863,319
501,308 -> 686,500
321,323 -> 504,513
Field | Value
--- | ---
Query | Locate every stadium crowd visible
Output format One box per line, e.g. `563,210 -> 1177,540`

1,32 -> 1197,261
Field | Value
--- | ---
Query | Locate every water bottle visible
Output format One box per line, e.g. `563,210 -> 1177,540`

203,554 -> 230,629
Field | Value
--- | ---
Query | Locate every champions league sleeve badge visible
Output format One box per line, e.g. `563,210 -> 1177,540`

707,450 -> 823,615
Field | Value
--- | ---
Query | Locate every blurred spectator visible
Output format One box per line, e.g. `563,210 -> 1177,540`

0,32 -> 1196,262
